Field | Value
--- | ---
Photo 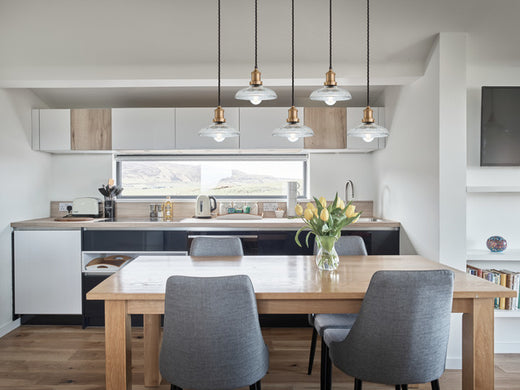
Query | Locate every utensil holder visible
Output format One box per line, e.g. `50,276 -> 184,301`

104,199 -> 115,221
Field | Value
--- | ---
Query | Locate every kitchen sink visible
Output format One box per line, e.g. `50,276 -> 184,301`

216,214 -> 263,220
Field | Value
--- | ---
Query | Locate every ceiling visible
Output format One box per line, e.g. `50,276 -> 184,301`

1,0 -> 519,106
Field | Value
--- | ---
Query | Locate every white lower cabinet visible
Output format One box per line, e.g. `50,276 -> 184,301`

239,107 -> 304,149
175,108 -> 239,149
14,230 -> 82,315
346,107 -> 386,151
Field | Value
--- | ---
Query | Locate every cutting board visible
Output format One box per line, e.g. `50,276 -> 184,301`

54,217 -> 94,222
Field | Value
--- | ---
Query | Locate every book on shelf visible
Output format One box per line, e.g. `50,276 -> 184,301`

466,265 -> 520,311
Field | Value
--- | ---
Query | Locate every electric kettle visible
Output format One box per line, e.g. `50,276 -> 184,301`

195,195 -> 217,218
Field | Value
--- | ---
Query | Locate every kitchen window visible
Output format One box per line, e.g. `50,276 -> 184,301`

116,155 -> 307,199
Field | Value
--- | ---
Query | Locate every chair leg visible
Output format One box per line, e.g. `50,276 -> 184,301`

308,327 -> 318,375
249,380 -> 261,390
354,378 -> 362,390
170,385 -> 182,390
401,385 -> 408,390
325,348 -> 332,390
431,379 -> 440,390
320,338 -> 329,390
395,386 -> 400,390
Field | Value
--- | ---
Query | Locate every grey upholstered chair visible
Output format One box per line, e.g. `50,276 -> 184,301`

160,275 -> 269,390
307,235 -> 367,375
321,270 -> 454,390
189,236 -> 244,256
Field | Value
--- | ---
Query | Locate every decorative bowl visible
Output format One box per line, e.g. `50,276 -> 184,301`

486,236 -> 507,252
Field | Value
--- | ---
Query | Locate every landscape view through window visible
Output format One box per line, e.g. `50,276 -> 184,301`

119,159 -> 305,197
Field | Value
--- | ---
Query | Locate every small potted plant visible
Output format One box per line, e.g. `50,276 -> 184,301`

295,193 -> 361,271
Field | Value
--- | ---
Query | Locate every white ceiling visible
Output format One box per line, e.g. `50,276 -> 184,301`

1,0 -> 519,106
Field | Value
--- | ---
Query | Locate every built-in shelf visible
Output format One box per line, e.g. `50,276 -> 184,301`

467,249 -> 520,261
466,186 -> 520,193
495,310 -> 520,317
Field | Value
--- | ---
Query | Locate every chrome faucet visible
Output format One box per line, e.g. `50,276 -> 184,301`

345,180 -> 354,202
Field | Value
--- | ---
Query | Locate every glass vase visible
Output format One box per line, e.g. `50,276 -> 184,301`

315,235 -> 339,271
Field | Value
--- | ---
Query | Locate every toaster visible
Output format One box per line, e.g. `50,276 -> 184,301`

72,197 -> 103,217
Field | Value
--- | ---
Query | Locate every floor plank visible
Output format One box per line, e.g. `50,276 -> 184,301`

0,326 -> 518,389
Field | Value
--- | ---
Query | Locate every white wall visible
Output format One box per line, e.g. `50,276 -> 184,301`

48,154 -> 114,200
373,34 -> 468,368
373,41 -> 440,258
467,65 -> 520,251
309,153 -> 375,202
0,89 -> 50,335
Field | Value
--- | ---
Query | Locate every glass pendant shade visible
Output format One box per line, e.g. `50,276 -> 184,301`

199,107 -> 239,142
348,122 -> 389,143
272,106 -> 314,142
235,84 -> 277,105
347,107 -> 389,142
309,85 -> 352,106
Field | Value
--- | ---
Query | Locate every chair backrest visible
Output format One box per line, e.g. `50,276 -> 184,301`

190,236 -> 244,256
160,275 -> 268,390
313,235 -> 368,256
330,270 -> 454,385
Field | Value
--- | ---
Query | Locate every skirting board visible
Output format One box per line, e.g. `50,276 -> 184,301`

445,358 -> 462,370
495,342 -> 520,354
0,319 -> 20,338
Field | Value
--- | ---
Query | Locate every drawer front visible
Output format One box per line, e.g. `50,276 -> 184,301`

82,230 -> 188,251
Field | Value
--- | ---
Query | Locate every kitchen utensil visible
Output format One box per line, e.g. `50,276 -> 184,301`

195,195 -> 217,218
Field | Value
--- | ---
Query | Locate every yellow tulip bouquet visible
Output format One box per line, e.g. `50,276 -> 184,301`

294,193 -> 361,270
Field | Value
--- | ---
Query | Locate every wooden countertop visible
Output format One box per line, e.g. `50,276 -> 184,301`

87,255 -> 515,301
11,217 -> 400,230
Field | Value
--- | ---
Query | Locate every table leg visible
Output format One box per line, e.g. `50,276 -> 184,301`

144,314 -> 162,387
462,298 -> 494,390
105,300 -> 132,390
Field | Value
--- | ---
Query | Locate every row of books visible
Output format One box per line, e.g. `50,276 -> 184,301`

466,265 -> 520,310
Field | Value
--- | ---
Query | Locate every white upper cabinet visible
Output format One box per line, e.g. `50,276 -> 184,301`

112,108 -> 175,150
239,107 -> 304,149
175,108 -> 239,149
346,107 -> 386,151
39,109 -> 71,151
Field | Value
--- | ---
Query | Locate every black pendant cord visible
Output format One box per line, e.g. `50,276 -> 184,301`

329,0 -> 332,70
366,0 -> 370,107
218,0 -> 221,107
291,0 -> 295,107
254,0 -> 258,69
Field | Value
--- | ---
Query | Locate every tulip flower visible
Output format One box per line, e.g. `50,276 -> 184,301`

345,204 -> 357,218
320,208 -> 330,221
295,204 -> 303,216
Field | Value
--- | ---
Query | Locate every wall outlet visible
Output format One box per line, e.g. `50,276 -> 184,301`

262,203 -> 278,212
59,202 -> 73,212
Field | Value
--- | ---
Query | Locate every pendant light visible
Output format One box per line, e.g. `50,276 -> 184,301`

309,0 -> 351,105
347,0 -> 388,142
199,0 -> 239,142
235,0 -> 277,105
273,0 -> 314,143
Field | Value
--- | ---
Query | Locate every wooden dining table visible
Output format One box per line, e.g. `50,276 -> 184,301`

87,254 -> 515,390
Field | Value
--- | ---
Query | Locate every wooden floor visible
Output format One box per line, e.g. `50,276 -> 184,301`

0,326 -> 519,389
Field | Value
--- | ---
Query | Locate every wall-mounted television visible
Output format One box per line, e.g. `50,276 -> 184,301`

481,86 -> 520,166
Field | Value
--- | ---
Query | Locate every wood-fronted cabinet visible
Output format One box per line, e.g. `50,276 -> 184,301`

303,107 -> 346,149
175,108 -> 239,149
71,109 -> 112,150
239,107 -> 304,149
346,107 -> 386,151
112,108 -> 175,150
